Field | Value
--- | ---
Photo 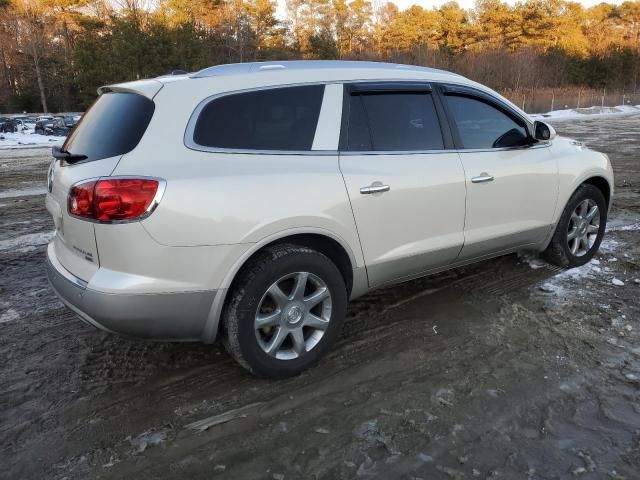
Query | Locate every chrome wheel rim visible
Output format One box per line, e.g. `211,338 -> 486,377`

254,272 -> 332,360
567,199 -> 600,257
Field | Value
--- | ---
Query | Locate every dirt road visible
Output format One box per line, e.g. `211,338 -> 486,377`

1,116 -> 640,479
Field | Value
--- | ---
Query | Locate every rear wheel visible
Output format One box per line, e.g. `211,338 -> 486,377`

223,244 -> 347,378
543,184 -> 607,268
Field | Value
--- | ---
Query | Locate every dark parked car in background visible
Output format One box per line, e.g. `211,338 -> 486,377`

47,117 -> 72,136
34,117 -> 69,136
64,115 -> 81,127
1,118 -> 20,133
34,119 -> 55,135
40,115 -> 80,136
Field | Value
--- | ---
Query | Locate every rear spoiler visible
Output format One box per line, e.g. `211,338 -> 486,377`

97,79 -> 164,100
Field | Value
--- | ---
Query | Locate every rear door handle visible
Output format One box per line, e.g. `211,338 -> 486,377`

471,173 -> 494,183
360,184 -> 390,195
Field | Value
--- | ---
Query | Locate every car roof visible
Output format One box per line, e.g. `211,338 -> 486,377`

102,60 -> 472,98
100,60 -> 530,121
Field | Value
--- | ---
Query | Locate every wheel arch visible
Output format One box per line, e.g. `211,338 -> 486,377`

200,228 -> 367,343
582,176 -> 611,208
543,173 -> 613,251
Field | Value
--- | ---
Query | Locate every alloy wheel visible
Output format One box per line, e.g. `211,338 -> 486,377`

254,272 -> 332,360
567,199 -> 600,257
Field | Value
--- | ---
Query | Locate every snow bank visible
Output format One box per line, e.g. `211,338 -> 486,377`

0,131 -> 63,150
530,105 -> 640,122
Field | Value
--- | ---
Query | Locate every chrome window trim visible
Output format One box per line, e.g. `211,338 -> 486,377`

454,143 -> 552,154
338,143 -> 551,156
340,149 -> 455,156
67,175 -> 167,224
184,81 -> 332,155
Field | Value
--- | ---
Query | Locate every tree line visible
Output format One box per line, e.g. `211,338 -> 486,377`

1,0 -> 639,113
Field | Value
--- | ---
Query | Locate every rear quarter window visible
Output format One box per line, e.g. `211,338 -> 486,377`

191,85 -> 324,151
63,92 -> 155,161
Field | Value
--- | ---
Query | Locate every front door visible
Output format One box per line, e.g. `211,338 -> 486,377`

338,83 -> 467,287
440,88 -> 559,259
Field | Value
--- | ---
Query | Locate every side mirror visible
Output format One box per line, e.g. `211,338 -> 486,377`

533,120 -> 556,142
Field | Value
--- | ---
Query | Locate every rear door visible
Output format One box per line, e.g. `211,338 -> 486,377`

438,85 -> 558,259
46,91 -> 155,281
339,83 -> 466,287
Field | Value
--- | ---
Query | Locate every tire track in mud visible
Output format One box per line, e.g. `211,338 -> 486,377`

59,252 -> 565,468
18,248 -> 571,478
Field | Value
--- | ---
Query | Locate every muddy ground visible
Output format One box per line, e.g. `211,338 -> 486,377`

1,116 -> 640,480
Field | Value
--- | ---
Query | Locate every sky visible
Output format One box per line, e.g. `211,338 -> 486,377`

276,0 -> 626,18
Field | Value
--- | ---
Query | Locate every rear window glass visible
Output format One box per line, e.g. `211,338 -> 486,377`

192,85 -> 324,151
345,92 -> 444,151
63,92 -> 155,161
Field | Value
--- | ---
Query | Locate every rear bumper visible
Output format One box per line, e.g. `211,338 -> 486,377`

46,242 -> 217,341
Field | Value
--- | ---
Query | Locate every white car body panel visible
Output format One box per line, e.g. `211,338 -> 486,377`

457,144 -> 559,259
44,61 -> 614,343
340,151 -> 466,287
45,155 -> 121,281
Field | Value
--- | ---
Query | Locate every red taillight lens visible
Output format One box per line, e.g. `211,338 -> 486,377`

68,178 -> 160,222
68,181 -> 96,218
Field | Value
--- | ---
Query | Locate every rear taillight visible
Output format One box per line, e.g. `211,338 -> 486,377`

68,178 -> 162,222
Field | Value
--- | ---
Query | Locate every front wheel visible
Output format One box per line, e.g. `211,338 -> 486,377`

543,184 -> 607,268
223,244 -> 347,378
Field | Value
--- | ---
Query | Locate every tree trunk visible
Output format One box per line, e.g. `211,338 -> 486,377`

31,43 -> 48,113
61,18 -> 73,111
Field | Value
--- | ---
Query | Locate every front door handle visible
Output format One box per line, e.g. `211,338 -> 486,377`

471,173 -> 494,183
360,184 -> 390,195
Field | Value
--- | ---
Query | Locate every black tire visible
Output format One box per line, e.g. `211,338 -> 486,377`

543,184 -> 607,268
223,244 -> 347,378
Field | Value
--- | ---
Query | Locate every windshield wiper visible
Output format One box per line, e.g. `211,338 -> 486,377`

52,145 -> 87,164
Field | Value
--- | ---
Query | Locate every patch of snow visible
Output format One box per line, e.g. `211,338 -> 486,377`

0,186 -> 47,199
0,231 -> 54,253
530,105 -> 640,122
555,260 -> 603,281
0,131 -> 63,149
0,309 -> 20,323
519,252 -> 546,269
599,238 -> 619,253
540,283 -> 561,293
128,429 -> 168,453
612,278 -> 625,286
608,222 -> 640,232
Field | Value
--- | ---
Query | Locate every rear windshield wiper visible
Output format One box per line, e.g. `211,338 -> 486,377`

52,145 -> 88,164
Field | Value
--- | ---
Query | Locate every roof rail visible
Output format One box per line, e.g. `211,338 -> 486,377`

190,60 -> 458,79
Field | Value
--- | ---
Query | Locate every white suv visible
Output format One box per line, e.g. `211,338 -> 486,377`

46,61 -> 613,377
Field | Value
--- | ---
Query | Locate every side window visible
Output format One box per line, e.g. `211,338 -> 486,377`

444,94 -> 529,149
345,91 -> 444,151
193,85 -> 324,151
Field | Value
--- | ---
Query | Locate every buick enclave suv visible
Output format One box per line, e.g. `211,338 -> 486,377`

46,61 -> 613,377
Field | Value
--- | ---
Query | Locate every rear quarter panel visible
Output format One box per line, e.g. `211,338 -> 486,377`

111,77 -> 365,270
